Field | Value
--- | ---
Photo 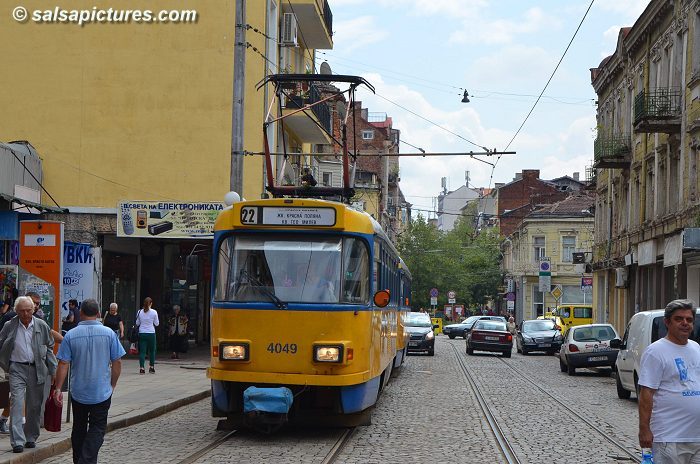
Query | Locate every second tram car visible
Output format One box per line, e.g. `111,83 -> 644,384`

208,197 -> 411,430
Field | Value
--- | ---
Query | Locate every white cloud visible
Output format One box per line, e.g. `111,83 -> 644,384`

332,17 -> 389,52
450,7 -> 559,45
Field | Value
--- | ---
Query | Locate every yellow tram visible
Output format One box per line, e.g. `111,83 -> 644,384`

207,197 -> 411,430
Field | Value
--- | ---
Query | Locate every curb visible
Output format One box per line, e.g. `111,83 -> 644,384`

4,390 -> 211,464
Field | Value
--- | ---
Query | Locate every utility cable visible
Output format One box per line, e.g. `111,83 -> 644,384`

373,93 -> 489,152
319,51 -> 595,105
489,0 -> 595,189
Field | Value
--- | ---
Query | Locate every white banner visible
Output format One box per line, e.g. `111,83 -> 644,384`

62,242 -> 96,320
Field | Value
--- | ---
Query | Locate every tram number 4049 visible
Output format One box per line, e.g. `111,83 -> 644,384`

267,343 -> 298,354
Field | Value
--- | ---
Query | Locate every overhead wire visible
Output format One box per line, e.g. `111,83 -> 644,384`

319,51 -> 596,106
372,93 -> 489,152
488,0 -> 595,189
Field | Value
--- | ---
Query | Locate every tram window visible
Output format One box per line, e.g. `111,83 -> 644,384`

341,237 -> 370,303
214,235 -> 373,305
214,238 -> 232,301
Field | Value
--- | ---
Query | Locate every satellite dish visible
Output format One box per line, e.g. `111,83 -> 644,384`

320,61 -> 332,75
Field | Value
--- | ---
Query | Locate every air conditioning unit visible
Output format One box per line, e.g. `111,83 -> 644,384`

281,13 -> 298,47
615,267 -> 628,288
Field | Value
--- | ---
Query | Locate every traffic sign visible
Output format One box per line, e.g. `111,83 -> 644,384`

539,257 -> 551,273
430,297 -> 438,306
448,290 -> 456,299
430,288 -> 439,298
550,285 -> 563,300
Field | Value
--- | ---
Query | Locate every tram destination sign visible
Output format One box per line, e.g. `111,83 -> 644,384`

241,206 -> 336,227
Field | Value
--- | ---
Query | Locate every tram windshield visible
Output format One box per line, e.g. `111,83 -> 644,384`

214,234 -> 370,304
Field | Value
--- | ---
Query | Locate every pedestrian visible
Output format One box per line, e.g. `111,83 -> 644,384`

638,299 -> 700,463
102,303 -> 124,340
26,292 -> 63,343
62,299 -> 80,332
0,288 -> 18,434
507,317 -> 517,336
168,305 -> 188,359
136,297 -> 159,374
0,296 -> 57,453
53,298 -> 125,464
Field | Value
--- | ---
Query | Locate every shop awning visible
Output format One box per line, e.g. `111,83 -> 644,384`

0,193 -> 68,214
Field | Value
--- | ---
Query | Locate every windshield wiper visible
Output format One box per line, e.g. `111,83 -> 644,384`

238,269 -> 287,309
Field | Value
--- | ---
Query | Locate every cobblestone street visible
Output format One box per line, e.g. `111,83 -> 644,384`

41,336 -> 640,463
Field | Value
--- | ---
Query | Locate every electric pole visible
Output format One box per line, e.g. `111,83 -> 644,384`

230,0 -> 245,193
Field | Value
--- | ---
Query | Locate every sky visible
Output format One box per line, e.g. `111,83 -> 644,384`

323,0 -> 651,217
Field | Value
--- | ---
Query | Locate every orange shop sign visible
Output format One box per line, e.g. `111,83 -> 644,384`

19,221 -> 64,332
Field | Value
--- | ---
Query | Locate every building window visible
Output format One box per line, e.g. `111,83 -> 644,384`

533,236 -> 545,262
322,172 -> 332,186
362,130 -> 374,140
562,236 -> 576,263
562,285 -> 586,304
533,285 -> 544,317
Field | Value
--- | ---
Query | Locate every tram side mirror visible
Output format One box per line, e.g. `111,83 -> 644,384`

373,290 -> 390,308
610,338 -> 622,349
433,324 -> 439,329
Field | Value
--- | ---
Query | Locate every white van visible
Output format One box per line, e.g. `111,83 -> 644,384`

611,308 -> 700,399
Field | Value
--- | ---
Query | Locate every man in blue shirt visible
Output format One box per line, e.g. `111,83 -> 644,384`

53,299 -> 125,464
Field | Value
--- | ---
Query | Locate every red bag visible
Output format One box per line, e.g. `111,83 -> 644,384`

44,388 -> 62,432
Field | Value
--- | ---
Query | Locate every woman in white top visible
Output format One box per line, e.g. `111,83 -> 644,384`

136,297 -> 159,374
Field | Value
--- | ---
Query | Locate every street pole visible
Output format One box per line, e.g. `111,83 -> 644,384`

230,0 -> 245,193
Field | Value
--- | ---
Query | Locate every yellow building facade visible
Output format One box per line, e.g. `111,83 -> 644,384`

0,0 -> 332,205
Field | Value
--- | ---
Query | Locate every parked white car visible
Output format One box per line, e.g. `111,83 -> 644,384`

611,308 -> 700,399
558,323 -> 620,376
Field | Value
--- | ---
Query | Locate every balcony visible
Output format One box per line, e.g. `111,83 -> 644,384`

633,88 -> 681,133
593,133 -> 631,169
287,0 -> 333,49
283,83 -> 332,144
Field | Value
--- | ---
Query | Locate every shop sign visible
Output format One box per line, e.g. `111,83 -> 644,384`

61,242 -> 97,321
117,201 -> 224,239
19,221 -> 64,331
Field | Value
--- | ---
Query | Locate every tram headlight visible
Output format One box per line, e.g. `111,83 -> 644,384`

313,345 -> 343,363
220,343 -> 249,361
425,331 -> 434,340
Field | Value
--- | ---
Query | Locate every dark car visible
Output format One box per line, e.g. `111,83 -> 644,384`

466,320 -> 513,358
405,312 -> 435,356
516,319 -> 563,355
442,315 -> 506,339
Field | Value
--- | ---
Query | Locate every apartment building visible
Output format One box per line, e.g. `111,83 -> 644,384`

591,0 -> 700,332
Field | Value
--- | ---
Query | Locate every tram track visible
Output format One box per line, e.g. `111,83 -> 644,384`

450,340 -> 640,463
321,427 -> 356,464
174,426 -> 355,464
175,429 -> 239,464
449,343 -> 522,464
495,355 -> 640,463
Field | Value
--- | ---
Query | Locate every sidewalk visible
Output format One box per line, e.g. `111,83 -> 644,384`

0,346 -> 211,464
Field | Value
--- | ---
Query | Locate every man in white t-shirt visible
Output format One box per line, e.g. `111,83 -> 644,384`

639,299 -> 700,463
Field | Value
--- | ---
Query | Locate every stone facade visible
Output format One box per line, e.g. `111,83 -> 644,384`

590,0 -> 700,333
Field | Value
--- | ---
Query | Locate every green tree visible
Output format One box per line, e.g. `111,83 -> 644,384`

398,207 -> 502,311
